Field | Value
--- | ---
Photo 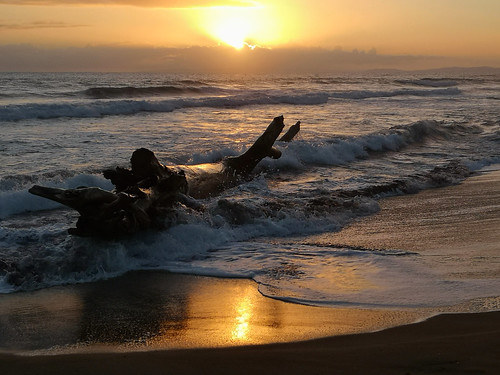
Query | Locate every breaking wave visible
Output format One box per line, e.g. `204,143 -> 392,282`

0,185 -> 382,293
265,120 -> 468,170
396,78 -> 459,88
330,87 -> 461,99
82,85 -> 222,99
0,92 -> 329,121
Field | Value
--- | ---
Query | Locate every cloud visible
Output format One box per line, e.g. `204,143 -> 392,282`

0,21 -> 87,30
0,44 -> 492,73
0,0 -> 256,7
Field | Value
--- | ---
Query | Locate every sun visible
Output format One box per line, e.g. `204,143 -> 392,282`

212,17 -> 251,49
196,6 -> 280,50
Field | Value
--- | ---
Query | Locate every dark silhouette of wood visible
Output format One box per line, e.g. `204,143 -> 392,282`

223,115 -> 285,176
279,121 -> 300,142
28,115 -> 300,236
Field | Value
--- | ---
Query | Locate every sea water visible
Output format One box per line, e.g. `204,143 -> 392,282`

1,71 -> 499,309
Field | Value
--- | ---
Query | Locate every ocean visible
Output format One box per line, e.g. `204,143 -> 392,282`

1,71 -> 499,318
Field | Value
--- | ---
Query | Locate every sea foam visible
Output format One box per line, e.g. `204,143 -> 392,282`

0,173 -> 112,219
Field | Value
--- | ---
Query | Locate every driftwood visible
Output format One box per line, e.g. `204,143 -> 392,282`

188,116 -> 301,198
28,116 -> 300,237
279,121 -> 300,142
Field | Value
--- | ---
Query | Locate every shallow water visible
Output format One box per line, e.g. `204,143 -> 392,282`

0,271 -> 432,353
1,71 -> 499,312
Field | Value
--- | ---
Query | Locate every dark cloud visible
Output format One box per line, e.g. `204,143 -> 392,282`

0,44 -> 482,73
0,21 -> 87,30
0,0 -> 255,7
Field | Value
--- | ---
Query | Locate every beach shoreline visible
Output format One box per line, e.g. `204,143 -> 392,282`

1,167 -> 499,373
1,311 -> 499,374
0,271 -> 435,355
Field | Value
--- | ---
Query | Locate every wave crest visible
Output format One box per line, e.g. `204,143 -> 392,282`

396,78 -> 459,88
0,92 -> 329,121
330,87 -> 461,100
82,85 -> 219,99
270,120 -> 449,169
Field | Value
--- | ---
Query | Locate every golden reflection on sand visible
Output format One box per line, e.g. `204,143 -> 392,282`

0,273 -> 429,353
179,281 -> 264,346
165,277 -> 424,349
231,293 -> 253,341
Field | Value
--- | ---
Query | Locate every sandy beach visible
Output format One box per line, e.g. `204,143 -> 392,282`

1,168 -> 499,374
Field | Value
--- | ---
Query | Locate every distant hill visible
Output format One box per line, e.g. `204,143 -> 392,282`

366,66 -> 500,75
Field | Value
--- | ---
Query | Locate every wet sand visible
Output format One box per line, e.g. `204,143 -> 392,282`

1,311 -> 499,375
1,168 -> 499,374
308,167 -> 500,257
0,272 -> 429,353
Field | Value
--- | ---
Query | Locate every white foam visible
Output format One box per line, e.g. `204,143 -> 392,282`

0,173 -> 113,219
0,190 -> 381,293
330,87 -> 461,100
0,92 -> 329,121
261,120 -> 443,169
399,79 -> 459,88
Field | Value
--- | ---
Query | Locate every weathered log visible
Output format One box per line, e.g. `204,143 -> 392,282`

223,115 -> 285,176
187,115 -> 289,198
103,148 -> 187,195
28,115 -> 300,236
28,185 -> 150,236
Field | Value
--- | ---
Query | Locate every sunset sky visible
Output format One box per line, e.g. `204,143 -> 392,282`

1,0 -> 499,72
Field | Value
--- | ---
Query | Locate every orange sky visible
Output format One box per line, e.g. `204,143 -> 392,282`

1,0 -> 499,72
